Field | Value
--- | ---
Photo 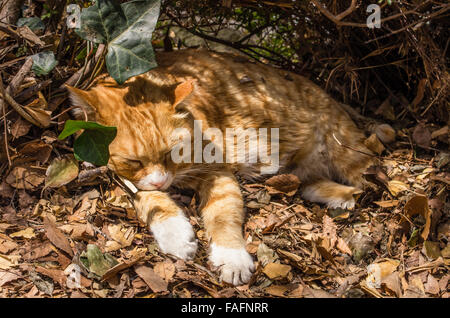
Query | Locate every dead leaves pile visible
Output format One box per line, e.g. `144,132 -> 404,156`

0,116 -> 448,298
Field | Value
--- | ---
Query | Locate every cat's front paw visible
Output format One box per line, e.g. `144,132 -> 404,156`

209,243 -> 255,286
150,212 -> 198,260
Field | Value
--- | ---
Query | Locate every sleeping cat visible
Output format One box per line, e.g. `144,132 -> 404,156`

67,49 -> 374,285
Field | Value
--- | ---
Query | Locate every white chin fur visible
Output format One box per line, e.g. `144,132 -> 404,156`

209,243 -> 255,286
150,211 -> 198,260
136,173 -> 173,191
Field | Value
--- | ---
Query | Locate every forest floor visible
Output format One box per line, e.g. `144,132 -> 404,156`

0,2 -> 449,297
0,126 -> 448,297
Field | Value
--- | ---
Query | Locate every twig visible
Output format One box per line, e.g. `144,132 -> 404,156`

0,93 -> 11,166
6,57 -> 33,96
0,73 -> 42,127
15,79 -> 52,104
332,133 -> 377,158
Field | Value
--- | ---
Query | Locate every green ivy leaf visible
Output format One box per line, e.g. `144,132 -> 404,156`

17,17 -> 45,31
31,51 -> 58,76
76,0 -> 160,84
58,120 -> 117,166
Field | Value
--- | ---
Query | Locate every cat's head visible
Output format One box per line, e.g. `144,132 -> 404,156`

66,76 -> 196,191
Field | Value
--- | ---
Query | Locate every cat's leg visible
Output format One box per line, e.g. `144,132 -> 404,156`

196,171 -> 255,285
301,179 -> 362,209
134,191 -> 198,260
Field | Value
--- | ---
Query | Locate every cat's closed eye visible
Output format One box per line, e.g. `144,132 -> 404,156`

113,156 -> 143,169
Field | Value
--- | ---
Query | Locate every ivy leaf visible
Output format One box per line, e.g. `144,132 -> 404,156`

76,0 -> 160,84
58,120 -> 117,166
31,51 -> 58,76
17,17 -> 45,31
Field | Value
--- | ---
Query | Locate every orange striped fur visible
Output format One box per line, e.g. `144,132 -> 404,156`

67,49 -> 374,285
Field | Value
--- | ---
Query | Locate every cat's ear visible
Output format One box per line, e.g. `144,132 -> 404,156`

65,85 -> 98,120
173,79 -> 196,108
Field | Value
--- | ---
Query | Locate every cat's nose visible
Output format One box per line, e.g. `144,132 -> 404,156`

148,172 -> 169,189
150,179 -> 167,189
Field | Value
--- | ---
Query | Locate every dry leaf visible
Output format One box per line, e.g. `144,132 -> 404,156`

387,180 -> 409,196
422,241 -> 441,260
262,262 -> 291,280
43,216 -> 74,257
381,272 -> 402,297
105,224 -> 135,252
45,155 -> 79,188
11,118 -> 32,138
336,237 -> 352,255
154,261 -> 176,281
0,271 -> 21,287
374,124 -> 396,144
23,92 -> 51,127
134,265 -> 168,293
366,259 -> 400,288
364,133 -> 385,155
265,174 -> 300,196
404,195 -> 432,240
10,227 -> 36,239
322,215 -> 337,248
6,166 -> 45,190
424,274 -> 440,295
265,285 -> 289,297
374,200 -> 399,208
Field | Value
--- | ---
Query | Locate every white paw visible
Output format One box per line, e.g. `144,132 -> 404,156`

209,243 -> 255,286
327,198 -> 356,210
150,212 -> 198,260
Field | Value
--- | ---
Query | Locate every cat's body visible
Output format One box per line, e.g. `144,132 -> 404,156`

68,49 -> 374,285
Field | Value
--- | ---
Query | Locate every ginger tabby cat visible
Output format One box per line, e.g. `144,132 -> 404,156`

67,49 -> 374,285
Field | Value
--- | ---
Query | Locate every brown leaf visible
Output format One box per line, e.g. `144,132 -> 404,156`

0,239 -> 18,254
134,265 -> 168,293
43,216 -> 73,257
422,241 -> 441,260
265,285 -> 289,297
0,271 -> 21,287
16,25 -> 45,46
381,272 -> 402,297
374,124 -> 396,144
101,252 -> 145,282
22,92 -> 51,127
387,180 -> 409,197
364,134 -> 385,155
9,227 -> 36,239
45,155 -> 79,188
322,215 -> 337,248
374,200 -> 399,208
18,140 -> 52,164
336,237 -> 352,255
303,286 -> 337,298
424,274 -> 440,295
411,78 -> 427,110
11,117 -> 32,138
5,166 -> 45,190
262,262 -> 291,280
404,195 -> 432,240
265,174 -> 300,196
23,242 -> 54,261
35,266 -> 66,287
366,259 -> 400,288
153,260 -> 175,282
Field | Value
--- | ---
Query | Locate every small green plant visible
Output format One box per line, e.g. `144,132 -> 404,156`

58,120 -> 117,166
